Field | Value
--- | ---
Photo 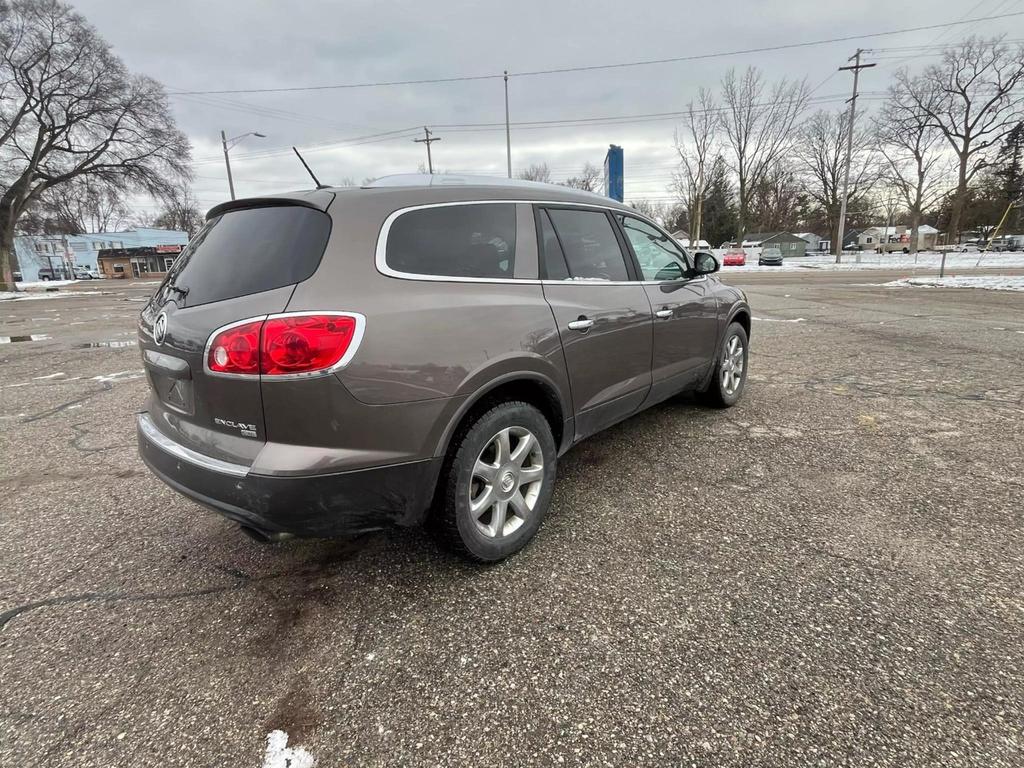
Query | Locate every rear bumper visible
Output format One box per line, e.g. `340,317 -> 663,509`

137,413 -> 441,537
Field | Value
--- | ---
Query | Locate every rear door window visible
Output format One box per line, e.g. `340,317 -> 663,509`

544,208 -> 629,281
385,203 -> 517,279
164,205 -> 331,307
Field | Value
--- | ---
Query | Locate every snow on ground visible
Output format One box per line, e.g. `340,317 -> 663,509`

718,250 -> 1024,273
881,275 -> 1024,292
262,730 -> 315,768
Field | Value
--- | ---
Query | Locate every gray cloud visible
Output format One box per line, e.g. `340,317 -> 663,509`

72,0 -> 1023,210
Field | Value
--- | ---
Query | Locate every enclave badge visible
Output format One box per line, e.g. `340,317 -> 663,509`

153,312 -> 168,346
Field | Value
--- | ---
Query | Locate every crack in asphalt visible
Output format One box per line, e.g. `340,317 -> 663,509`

0,536 -> 380,634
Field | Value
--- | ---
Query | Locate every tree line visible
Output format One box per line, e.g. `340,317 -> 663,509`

671,37 -> 1024,253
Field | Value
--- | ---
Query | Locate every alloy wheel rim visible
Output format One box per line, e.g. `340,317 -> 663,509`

720,334 -> 745,395
469,426 -> 544,538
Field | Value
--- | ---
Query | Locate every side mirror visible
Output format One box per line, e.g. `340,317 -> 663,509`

692,252 -> 719,275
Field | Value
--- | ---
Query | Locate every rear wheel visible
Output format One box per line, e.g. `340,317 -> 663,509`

699,322 -> 748,408
434,401 -> 556,562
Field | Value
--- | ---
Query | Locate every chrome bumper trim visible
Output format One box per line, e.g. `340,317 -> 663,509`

137,412 -> 250,478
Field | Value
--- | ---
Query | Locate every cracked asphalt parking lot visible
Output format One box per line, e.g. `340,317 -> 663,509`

1,273 -> 1022,767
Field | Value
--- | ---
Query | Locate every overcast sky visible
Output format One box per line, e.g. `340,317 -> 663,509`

71,0 -> 1024,213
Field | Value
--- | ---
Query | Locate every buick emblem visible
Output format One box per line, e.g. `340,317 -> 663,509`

153,312 -> 168,346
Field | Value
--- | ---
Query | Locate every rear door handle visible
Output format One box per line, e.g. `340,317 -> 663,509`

655,309 -> 673,318
567,318 -> 594,331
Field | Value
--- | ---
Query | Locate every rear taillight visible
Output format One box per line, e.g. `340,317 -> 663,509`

206,313 -> 363,377
207,320 -> 263,375
262,315 -> 358,375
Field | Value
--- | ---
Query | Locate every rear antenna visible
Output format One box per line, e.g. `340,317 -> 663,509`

292,146 -> 327,189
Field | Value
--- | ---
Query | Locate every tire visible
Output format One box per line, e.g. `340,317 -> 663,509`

699,322 -> 749,408
433,401 -> 557,562
40,275 -> 50,281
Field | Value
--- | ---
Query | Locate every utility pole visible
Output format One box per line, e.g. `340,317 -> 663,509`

414,127 -> 441,174
835,49 -> 875,264
504,70 -> 512,178
221,130 -> 236,200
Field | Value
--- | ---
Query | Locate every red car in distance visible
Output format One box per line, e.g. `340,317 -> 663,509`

722,250 -> 746,266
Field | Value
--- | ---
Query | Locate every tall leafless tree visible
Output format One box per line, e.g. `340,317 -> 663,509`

561,162 -> 602,193
518,163 -> 551,183
874,81 -> 952,254
46,178 -> 130,233
0,0 -> 191,290
150,181 -> 204,237
896,36 -> 1024,242
799,109 -> 879,254
719,67 -> 809,244
673,88 -> 717,244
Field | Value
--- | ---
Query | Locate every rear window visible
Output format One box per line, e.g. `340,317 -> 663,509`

385,203 -> 516,279
163,206 -> 331,307
545,208 -> 629,281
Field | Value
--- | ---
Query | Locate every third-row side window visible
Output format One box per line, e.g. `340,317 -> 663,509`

386,203 -> 517,279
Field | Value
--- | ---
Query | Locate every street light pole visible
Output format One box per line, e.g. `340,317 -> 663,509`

504,70 -> 512,179
220,130 -> 236,201
220,130 -> 267,200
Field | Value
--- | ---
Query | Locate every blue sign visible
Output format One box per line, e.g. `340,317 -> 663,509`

604,145 -> 623,202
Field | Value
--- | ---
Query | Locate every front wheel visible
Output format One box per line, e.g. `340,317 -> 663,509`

699,322 -> 749,408
433,401 -> 557,562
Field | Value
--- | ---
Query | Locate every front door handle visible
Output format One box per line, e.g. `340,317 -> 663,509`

655,309 -> 673,319
567,317 -> 594,331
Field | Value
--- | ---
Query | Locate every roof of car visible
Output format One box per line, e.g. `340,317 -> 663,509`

207,174 -> 634,220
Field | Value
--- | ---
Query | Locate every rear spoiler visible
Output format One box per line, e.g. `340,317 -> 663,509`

206,190 -> 336,220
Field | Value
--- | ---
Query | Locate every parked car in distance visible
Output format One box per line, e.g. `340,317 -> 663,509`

74,268 -> 101,279
136,175 -> 751,562
758,247 -> 783,266
722,249 -> 746,266
36,266 -> 65,281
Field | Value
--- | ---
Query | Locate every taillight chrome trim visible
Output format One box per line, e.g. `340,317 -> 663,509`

202,311 -> 366,380
203,315 -> 268,380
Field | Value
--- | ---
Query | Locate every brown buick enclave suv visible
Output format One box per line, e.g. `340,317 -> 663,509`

137,175 -> 750,561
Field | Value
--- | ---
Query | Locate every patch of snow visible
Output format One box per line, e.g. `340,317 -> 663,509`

717,250 -> 1024,272
92,369 -> 145,384
262,730 -> 315,768
753,317 -> 806,323
881,276 -> 1024,292
16,280 -> 76,288
33,372 -> 66,380
1,290 -> 108,302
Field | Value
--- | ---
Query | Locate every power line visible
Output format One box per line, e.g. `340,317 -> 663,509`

168,11 -> 1024,96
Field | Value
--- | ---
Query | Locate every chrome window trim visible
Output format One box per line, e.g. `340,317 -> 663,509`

374,199 -> 707,286
138,412 -> 250,477
202,311 -> 366,381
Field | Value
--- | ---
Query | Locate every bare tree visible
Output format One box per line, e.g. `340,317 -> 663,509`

719,67 -> 810,244
799,109 -> 879,254
150,181 -> 204,237
897,37 -> 1024,242
45,178 -> 130,233
562,162 -> 601,193
673,89 -> 717,244
518,163 -> 551,183
748,162 -> 804,232
874,82 -> 952,254
630,199 -> 667,224
0,0 -> 191,290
